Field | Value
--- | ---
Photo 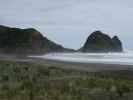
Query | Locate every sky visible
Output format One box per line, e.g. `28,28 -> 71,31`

0,0 -> 133,50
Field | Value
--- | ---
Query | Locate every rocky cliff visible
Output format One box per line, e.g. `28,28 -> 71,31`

0,25 -> 70,54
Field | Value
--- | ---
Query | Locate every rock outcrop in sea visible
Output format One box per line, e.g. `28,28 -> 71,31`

81,31 -> 123,52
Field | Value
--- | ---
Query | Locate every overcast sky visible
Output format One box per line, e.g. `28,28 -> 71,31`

0,0 -> 133,50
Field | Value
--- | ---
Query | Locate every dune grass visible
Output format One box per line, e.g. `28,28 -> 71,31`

0,60 -> 132,100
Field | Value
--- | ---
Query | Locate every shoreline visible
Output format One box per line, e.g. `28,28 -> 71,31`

5,55 -> 133,71
0,54 -> 133,72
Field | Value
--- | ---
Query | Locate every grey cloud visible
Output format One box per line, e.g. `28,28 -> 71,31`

0,0 -> 133,49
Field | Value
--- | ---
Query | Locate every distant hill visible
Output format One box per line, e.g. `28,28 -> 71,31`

0,25 -> 72,54
80,31 -> 123,52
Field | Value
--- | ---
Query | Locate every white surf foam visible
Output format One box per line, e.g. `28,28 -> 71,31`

30,51 -> 133,65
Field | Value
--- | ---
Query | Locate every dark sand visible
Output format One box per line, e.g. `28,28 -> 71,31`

0,55 -> 133,72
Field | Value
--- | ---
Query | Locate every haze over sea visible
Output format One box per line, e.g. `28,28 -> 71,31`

31,50 -> 133,65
